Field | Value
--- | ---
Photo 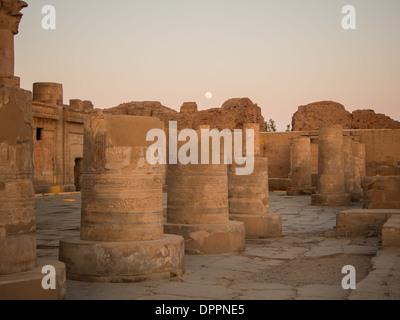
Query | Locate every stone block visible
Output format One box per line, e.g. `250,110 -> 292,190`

0,260 -> 66,300
336,209 -> 400,237
311,193 -> 352,206
164,221 -> 245,255
230,213 -> 282,239
383,215 -> 400,251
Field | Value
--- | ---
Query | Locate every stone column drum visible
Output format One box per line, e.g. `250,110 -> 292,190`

352,140 -> 366,201
343,136 -> 354,196
287,136 -> 315,195
229,124 -> 281,239
32,82 -> 63,106
164,127 -> 245,254
59,115 -> 185,282
312,125 -> 352,206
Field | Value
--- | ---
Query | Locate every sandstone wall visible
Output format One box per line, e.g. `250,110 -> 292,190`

103,98 -> 266,132
363,176 -> 400,209
292,101 -> 400,131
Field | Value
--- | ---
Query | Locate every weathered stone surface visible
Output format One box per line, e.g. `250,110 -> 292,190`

229,149 -> 282,239
287,136 -> 315,195
336,209 -> 400,237
292,101 -> 400,131
352,140 -> 366,201
166,130 -> 245,254
352,109 -> 400,130
0,259 -> 66,300
0,86 -> 36,275
312,125 -> 351,206
382,215 -> 400,251
32,82 -> 63,106
59,115 -> 185,282
80,115 -> 165,242
164,221 -> 245,255
362,176 -> 400,209
32,86 -> 93,194
0,0 -> 27,88
103,97 -> 266,132
292,101 -> 352,131
59,234 -> 185,282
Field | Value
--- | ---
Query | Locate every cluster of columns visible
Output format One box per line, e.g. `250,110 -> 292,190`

59,120 -> 281,282
59,115 -> 185,282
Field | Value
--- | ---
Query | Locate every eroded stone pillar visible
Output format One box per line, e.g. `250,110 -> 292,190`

32,82 -> 63,106
0,2 -> 66,300
59,115 -> 184,282
0,86 -> 36,275
229,124 -> 281,239
352,140 -> 366,201
343,135 -> 354,196
312,125 -> 351,206
0,0 -> 27,88
165,127 -> 245,254
287,136 -> 315,195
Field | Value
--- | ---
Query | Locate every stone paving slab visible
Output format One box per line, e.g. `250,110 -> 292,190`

31,192 -> 400,300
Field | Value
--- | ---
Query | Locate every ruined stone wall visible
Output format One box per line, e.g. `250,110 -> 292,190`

32,83 -> 93,193
363,176 -> 400,209
103,98 -> 266,132
292,101 -> 400,131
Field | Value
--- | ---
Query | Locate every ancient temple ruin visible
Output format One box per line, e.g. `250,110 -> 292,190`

0,0 -> 66,300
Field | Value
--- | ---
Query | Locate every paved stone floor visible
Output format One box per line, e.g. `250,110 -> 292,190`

35,192 -> 400,300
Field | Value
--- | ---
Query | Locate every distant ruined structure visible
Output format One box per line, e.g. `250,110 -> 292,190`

104,97 -> 266,132
292,101 -> 400,131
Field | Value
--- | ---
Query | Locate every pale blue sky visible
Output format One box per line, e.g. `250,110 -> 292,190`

15,0 -> 400,130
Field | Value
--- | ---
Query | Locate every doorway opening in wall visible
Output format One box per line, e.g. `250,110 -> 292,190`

36,128 -> 43,140
74,158 -> 83,192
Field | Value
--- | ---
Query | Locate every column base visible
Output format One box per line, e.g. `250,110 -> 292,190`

0,260 -> 66,300
230,213 -> 282,239
287,187 -> 316,196
312,193 -> 352,206
59,234 -> 185,283
164,221 -> 245,255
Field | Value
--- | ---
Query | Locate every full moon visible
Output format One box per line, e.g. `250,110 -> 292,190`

205,92 -> 213,99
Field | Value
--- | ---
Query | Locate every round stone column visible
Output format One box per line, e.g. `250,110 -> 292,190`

343,136 -> 354,196
312,125 -> 351,206
287,136 -> 315,195
228,124 -> 281,239
352,140 -> 366,201
165,127 -> 245,254
59,115 -> 185,282
32,82 -> 63,106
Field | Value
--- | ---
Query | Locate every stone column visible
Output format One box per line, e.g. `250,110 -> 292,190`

312,125 -> 351,206
0,1 -> 66,300
343,135 -> 354,196
33,83 -> 63,106
165,126 -> 245,254
0,0 -> 28,88
59,115 -> 184,282
0,86 -> 36,275
229,124 -> 281,239
287,136 -> 315,195
352,140 -> 366,201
